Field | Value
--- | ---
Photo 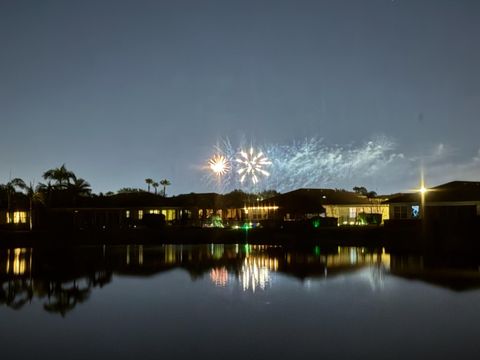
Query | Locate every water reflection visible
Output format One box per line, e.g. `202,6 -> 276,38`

1,244 -> 480,316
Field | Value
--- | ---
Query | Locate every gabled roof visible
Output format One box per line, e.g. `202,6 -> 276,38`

260,188 -> 374,212
385,181 -> 480,204
171,192 -> 225,208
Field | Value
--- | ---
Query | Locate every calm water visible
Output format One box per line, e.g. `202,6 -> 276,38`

1,244 -> 480,359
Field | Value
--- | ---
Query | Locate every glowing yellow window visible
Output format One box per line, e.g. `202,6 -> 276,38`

7,211 -> 27,224
162,209 -> 176,221
138,210 -> 143,220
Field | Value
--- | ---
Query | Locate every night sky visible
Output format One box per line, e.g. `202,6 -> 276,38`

1,0 -> 479,195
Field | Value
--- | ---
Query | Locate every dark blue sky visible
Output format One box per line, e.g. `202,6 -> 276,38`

1,0 -> 479,194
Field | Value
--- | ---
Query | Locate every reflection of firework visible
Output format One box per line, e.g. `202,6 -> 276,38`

208,155 -> 230,176
210,267 -> 229,287
236,147 -> 271,184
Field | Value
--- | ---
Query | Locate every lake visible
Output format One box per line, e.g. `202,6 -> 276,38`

1,244 -> 480,359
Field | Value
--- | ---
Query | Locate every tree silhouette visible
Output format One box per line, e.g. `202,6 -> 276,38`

352,186 -> 368,196
23,181 -> 46,230
43,164 -> 75,188
68,178 -> 91,197
152,181 -> 159,195
145,178 -> 153,193
36,181 -> 54,207
160,179 -> 171,197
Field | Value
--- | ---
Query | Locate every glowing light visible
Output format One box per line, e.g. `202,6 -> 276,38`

419,186 -> 427,194
6,211 -> 27,224
236,147 -> 271,184
208,155 -> 230,176
240,256 -> 278,292
210,267 -> 229,287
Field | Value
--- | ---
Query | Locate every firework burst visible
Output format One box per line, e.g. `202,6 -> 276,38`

208,155 -> 230,176
236,147 -> 272,184
203,136 -> 401,193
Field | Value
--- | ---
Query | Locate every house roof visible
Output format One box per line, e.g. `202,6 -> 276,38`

77,192 -> 177,208
260,188 -> 374,212
384,181 -> 480,204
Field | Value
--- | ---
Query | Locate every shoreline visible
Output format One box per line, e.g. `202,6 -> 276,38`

1,226 -> 479,254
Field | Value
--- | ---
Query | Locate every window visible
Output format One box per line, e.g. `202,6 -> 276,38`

411,205 -> 420,218
393,206 -> 408,219
7,211 -> 27,224
138,210 -> 143,220
349,207 -> 357,219
162,209 -> 176,221
125,210 -> 130,218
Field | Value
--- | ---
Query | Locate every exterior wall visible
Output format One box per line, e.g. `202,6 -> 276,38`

325,205 -> 389,225
42,207 -> 181,230
388,201 -> 480,223
389,203 -> 420,220
243,206 -> 279,221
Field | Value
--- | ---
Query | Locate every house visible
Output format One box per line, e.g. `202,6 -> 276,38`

256,188 -> 389,225
37,192 -> 183,230
384,181 -> 480,226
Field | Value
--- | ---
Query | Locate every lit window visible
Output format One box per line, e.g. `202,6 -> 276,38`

411,205 -> 420,218
126,210 -> 130,218
7,211 -> 27,224
349,207 -> 357,219
138,210 -> 143,220
162,209 -> 176,221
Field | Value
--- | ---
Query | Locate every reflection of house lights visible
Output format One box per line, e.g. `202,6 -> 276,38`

240,256 -> 279,292
210,267 -> 229,287
4,248 -> 30,275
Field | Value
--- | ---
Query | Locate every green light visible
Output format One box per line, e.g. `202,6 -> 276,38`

314,246 -> 321,256
312,218 -> 321,228
211,215 -> 224,228
241,222 -> 252,231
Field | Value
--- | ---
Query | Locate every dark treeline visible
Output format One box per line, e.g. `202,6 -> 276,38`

0,164 -> 280,212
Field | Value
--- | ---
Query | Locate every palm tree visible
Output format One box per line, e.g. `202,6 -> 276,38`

160,179 -> 171,197
152,182 -> 159,195
145,178 -> 153,193
36,181 -> 54,207
24,182 -> 45,230
43,164 -> 76,189
68,178 -> 92,197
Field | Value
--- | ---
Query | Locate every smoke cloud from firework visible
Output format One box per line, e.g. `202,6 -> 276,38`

204,137 -> 404,193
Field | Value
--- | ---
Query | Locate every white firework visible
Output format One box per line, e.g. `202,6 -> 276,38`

203,136 -> 402,193
208,155 -> 230,176
236,147 -> 272,184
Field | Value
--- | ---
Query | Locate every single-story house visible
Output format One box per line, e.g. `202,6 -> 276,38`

256,188 -> 389,225
384,181 -> 480,225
